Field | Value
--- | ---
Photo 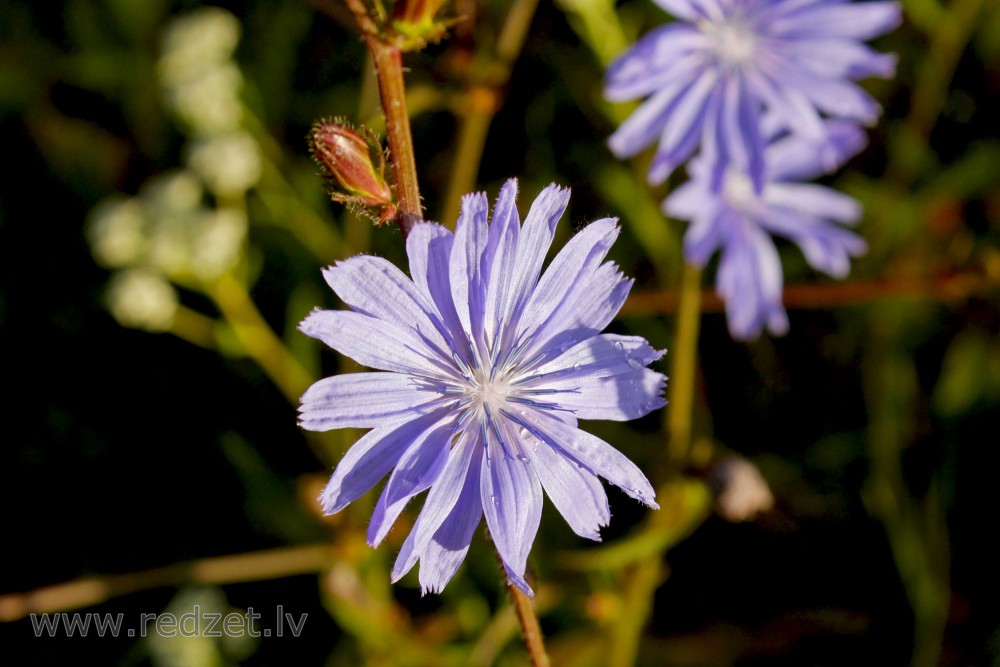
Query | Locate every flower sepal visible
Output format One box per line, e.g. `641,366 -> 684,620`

388,0 -> 454,51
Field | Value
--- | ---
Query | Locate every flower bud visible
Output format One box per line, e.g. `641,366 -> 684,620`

391,0 -> 449,48
308,119 -> 393,209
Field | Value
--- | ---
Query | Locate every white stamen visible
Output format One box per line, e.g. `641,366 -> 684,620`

702,17 -> 757,68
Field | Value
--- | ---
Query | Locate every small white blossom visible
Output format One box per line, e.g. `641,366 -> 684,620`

86,198 -> 147,268
191,208 -> 248,281
187,132 -> 262,197
158,7 -> 241,87
163,64 -> 245,136
107,269 -> 178,332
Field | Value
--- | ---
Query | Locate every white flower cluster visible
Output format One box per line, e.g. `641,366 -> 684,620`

89,8 -> 266,333
159,7 -> 243,135
88,172 -> 248,283
87,172 -> 248,331
158,7 -> 261,198
105,269 -> 178,333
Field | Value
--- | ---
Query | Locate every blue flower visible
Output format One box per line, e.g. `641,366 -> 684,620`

664,122 -> 868,339
299,180 -> 665,595
605,0 -> 900,190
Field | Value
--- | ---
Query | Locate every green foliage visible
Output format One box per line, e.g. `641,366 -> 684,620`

1,0 -> 998,666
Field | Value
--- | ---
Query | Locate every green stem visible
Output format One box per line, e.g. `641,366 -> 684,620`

441,0 -> 541,225
168,305 -> 219,350
209,272 -> 314,405
889,0 -> 984,183
441,88 -> 496,226
667,262 -> 703,467
605,263 -> 702,667
609,559 -> 664,667
863,332 -> 950,667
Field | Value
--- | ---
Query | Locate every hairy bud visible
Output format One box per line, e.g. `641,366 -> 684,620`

309,119 -> 395,216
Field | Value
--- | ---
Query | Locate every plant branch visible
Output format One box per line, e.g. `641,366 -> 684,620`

0,545 -> 332,622
618,269 -> 1000,317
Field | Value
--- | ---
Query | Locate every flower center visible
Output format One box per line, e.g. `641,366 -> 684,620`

703,17 -> 757,68
468,368 -> 514,415
722,169 -> 758,208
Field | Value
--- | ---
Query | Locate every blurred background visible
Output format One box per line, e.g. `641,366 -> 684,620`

1,0 -> 999,665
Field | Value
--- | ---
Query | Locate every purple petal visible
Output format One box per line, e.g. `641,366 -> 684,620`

299,310 -> 453,378
748,69 -> 826,140
483,180 -> 521,351
525,433 -> 609,541
751,205 -> 867,278
481,429 -> 543,596
517,408 -> 658,509
522,260 -> 633,366
518,218 -> 620,340
367,420 -> 453,546
663,179 -> 709,219
318,411 -> 449,514
696,83 -> 730,191
543,368 -> 666,421
605,25 -> 706,102
323,256 -> 452,358
299,372 -> 440,431
733,76 -> 766,191
533,334 -> 664,377
713,212 -> 789,339
502,184 -> 571,335
417,449 -> 484,594
786,39 -> 897,79
681,208 -> 728,266
451,193 -> 490,358
687,0 -> 726,21
651,0 -> 705,21
647,69 -> 719,183
406,223 -> 454,314
764,182 -> 862,223
391,429 -> 481,582
407,223 -> 475,365
609,76 -> 689,160
767,2 -> 903,40
765,121 -> 867,180
787,70 -> 882,124
527,335 -> 667,421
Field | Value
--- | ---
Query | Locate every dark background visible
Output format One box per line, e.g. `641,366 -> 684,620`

2,0 -> 999,665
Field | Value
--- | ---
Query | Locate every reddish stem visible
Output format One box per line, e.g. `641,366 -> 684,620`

343,0 -> 422,237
